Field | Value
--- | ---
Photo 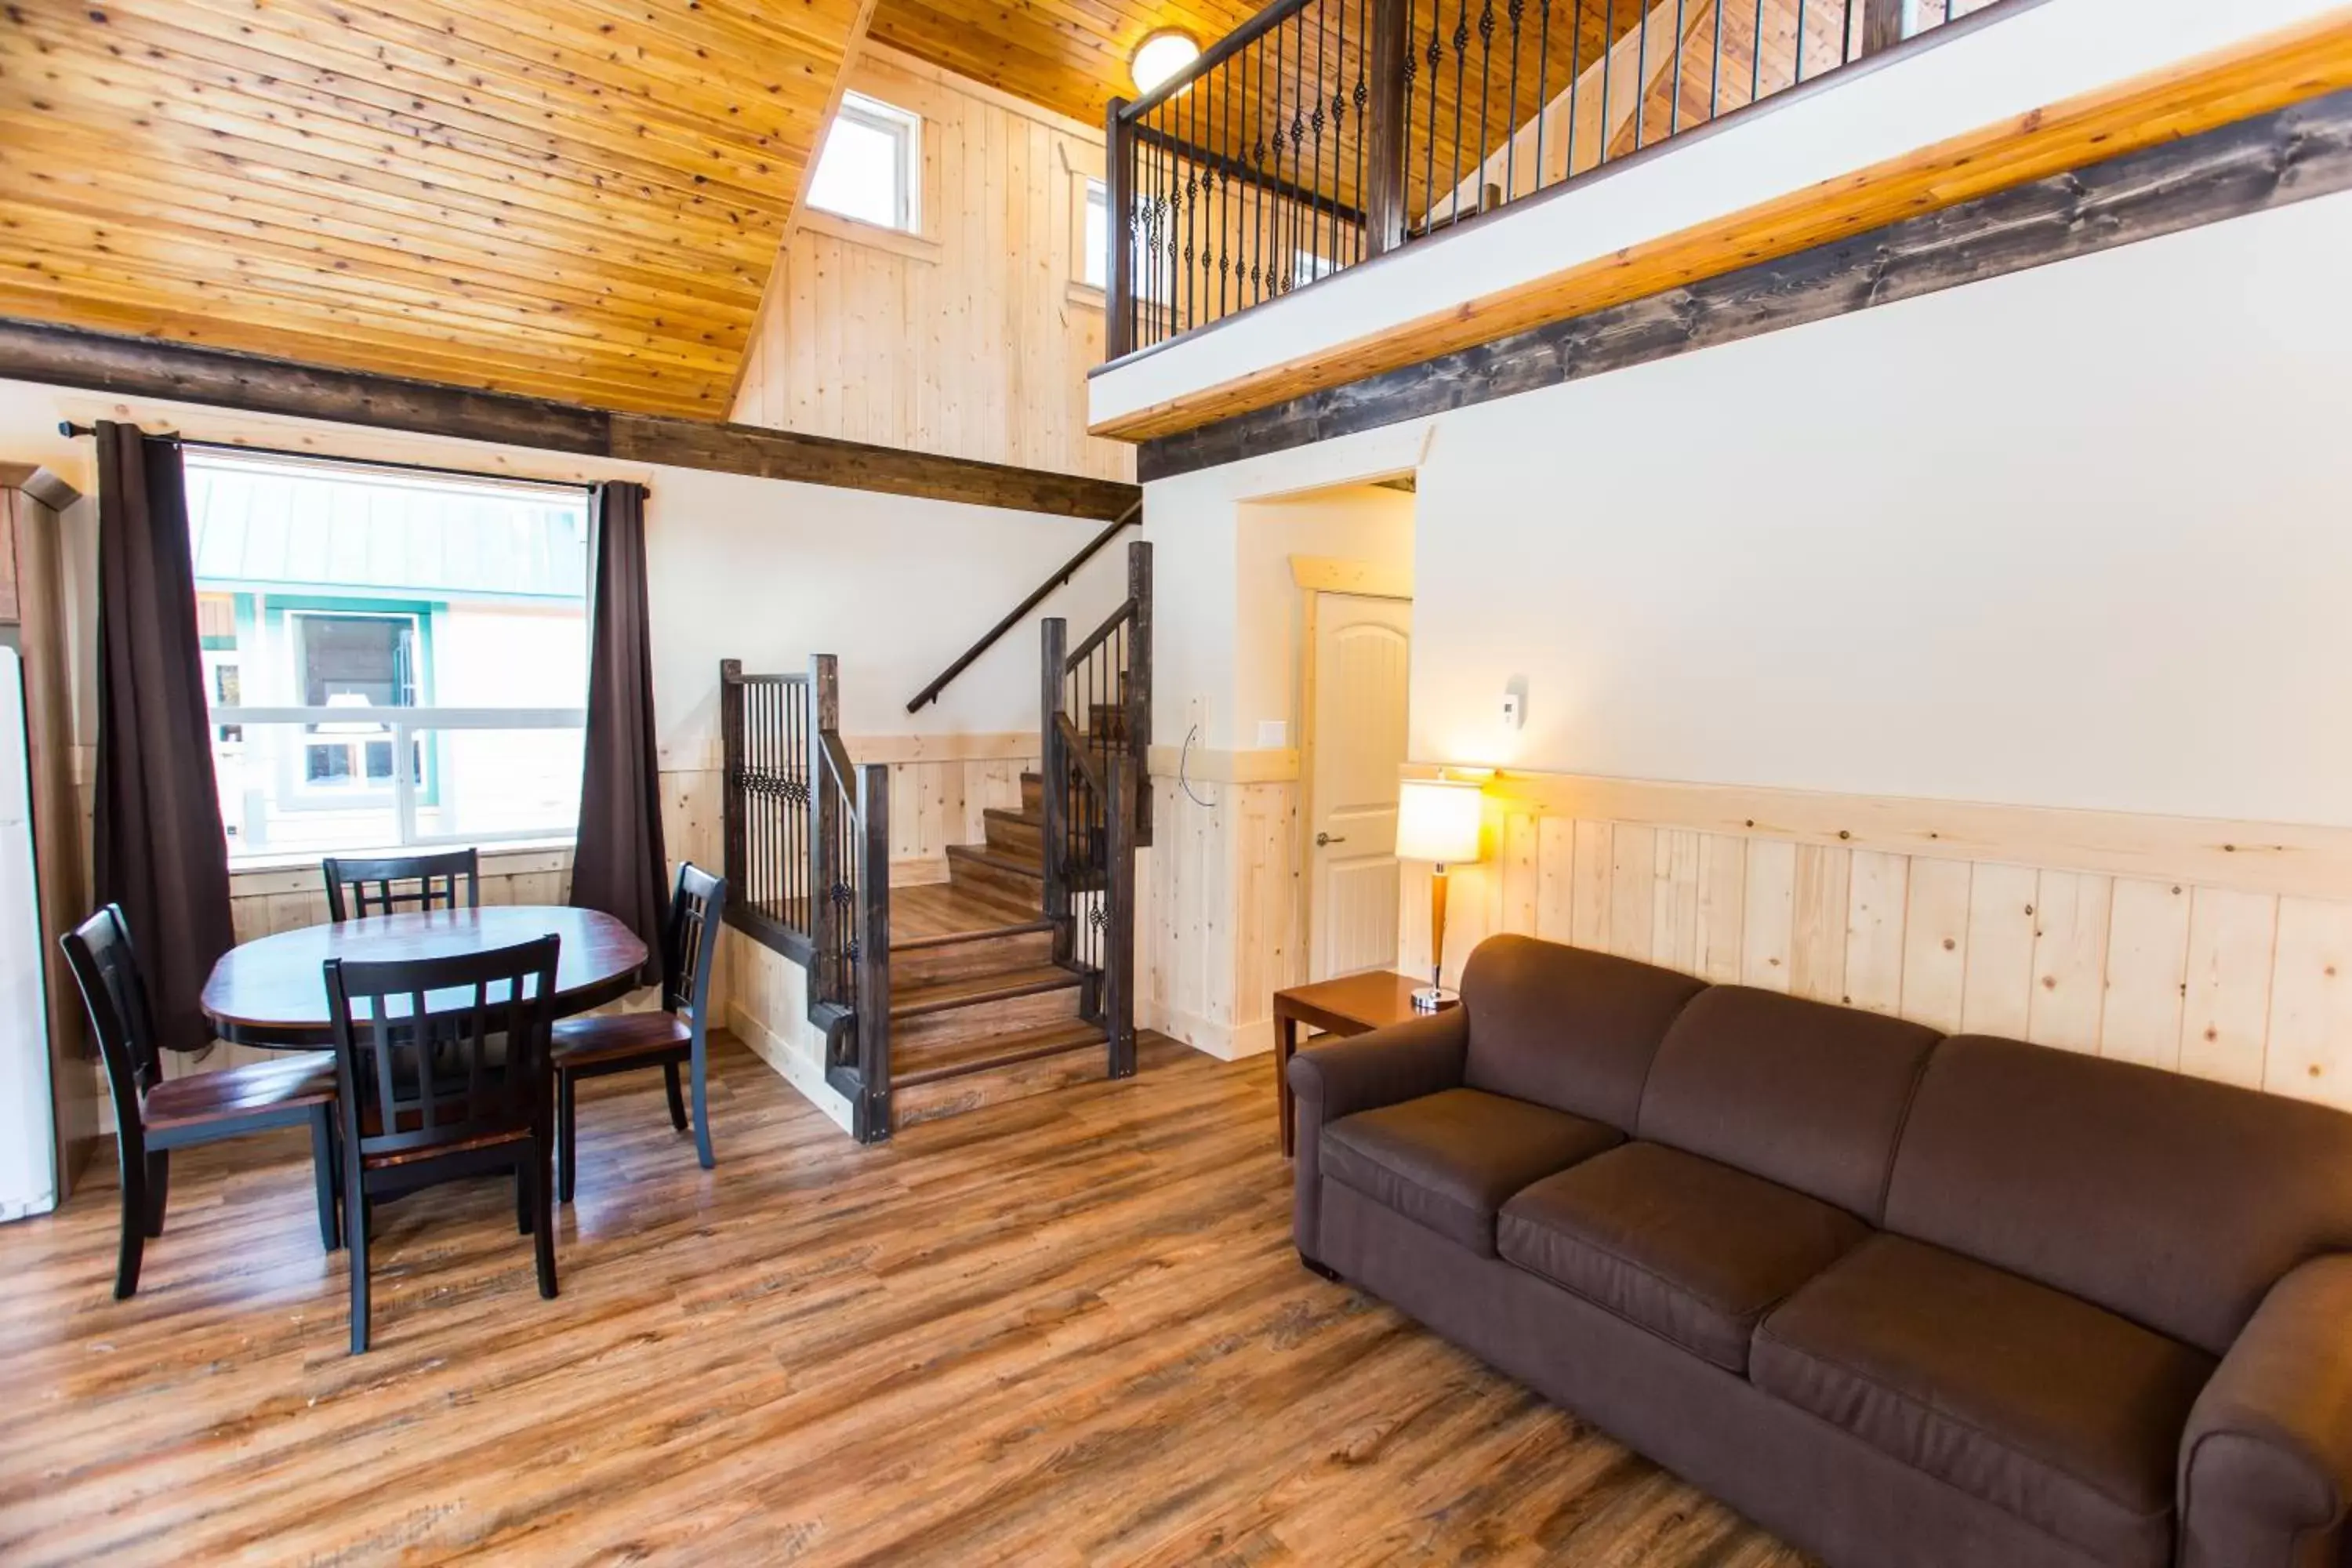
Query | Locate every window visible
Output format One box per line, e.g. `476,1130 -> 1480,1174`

807,92 -> 920,232
184,452 -> 591,862
1082,179 -> 1109,290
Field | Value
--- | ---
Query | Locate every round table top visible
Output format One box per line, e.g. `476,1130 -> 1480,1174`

201,906 -> 649,1047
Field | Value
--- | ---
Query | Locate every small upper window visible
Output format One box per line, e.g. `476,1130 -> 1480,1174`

1082,180 -> 1109,290
808,93 -> 921,232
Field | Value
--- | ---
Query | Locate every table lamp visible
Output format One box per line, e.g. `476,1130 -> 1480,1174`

1396,777 -> 1483,1011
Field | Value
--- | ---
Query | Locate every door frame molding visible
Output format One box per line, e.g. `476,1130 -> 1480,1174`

1294,556 -> 1414,981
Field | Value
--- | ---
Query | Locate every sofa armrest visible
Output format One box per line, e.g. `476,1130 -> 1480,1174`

1287,1007 -> 1468,1269
2179,1254 -> 2352,1568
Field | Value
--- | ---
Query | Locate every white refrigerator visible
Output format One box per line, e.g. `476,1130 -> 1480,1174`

0,647 -> 56,1221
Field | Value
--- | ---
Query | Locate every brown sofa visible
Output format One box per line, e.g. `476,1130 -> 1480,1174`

1287,934 -> 2352,1568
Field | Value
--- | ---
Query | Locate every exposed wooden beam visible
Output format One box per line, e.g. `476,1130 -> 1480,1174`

1136,85 -> 2352,480
0,318 -> 1140,521
1095,6 -> 2352,442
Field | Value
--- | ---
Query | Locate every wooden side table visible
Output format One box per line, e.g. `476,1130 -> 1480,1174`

1272,971 -> 1461,1157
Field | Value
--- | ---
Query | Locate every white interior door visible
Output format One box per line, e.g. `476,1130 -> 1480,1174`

1308,594 -> 1412,980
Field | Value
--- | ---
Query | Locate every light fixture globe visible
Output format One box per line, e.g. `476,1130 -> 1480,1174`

1131,29 -> 1201,94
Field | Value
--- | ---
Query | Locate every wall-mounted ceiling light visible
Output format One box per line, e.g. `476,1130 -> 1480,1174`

1131,30 -> 1202,95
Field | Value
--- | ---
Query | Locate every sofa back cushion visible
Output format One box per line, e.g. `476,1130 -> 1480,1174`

1459,936 -> 1705,1130
1884,1034 -> 2352,1356
1637,986 -> 1942,1221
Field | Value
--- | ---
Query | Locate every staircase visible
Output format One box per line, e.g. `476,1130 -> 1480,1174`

889,769 -> 1105,1127
720,538 -> 1150,1142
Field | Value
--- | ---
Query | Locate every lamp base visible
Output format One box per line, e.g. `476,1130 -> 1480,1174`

1410,985 -> 1454,1014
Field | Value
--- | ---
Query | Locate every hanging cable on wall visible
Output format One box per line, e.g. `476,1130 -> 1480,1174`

1178,723 -> 1217,808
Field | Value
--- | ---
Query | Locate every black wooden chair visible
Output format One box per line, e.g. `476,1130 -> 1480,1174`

554,862 -> 725,1202
321,848 -> 481,922
323,934 -> 561,1354
60,905 -> 339,1301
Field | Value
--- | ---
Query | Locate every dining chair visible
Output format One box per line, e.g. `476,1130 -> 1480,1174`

321,848 -> 481,922
60,905 -> 340,1301
554,862 -> 725,1203
323,934 -> 561,1354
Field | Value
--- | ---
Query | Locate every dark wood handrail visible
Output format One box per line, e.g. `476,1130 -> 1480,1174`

1065,597 -> 1138,671
906,500 -> 1142,713
1055,712 -> 1109,794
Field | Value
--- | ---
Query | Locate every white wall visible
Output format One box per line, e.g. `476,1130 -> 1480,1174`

1140,192 -> 2352,829
0,378 -> 1127,775
1089,0 -> 2342,430
1410,192 -> 2352,826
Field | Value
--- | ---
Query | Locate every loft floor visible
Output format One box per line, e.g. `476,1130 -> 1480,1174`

0,1035 -> 1810,1566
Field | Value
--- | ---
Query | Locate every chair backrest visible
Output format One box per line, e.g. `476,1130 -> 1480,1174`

324,935 -> 560,1165
322,848 -> 481,922
60,904 -> 162,1139
661,862 -> 726,1022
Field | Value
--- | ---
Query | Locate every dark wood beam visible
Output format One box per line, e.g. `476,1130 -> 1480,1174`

1138,87 -> 2352,482
0,321 -> 1140,522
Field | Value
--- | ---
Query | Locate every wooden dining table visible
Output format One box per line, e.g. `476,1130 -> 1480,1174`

201,906 -> 649,1049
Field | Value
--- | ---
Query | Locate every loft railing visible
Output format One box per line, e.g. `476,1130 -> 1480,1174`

1040,558 -> 1150,1078
720,655 -> 893,1141
1105,0 -> 2014,354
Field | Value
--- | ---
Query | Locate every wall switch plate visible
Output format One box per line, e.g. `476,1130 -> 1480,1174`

1501,688 -> 1524,729
1256,720 -> 1288,748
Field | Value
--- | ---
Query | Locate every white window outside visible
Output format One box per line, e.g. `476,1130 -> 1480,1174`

807,92 -> 922,232
1083,179 -> 1109,290
185,452 -> 591,863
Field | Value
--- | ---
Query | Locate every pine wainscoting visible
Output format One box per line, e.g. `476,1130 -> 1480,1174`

1401,768 -> 2352,1109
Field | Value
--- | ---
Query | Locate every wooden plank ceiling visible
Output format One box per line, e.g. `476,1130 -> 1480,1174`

0,0 -> 871,416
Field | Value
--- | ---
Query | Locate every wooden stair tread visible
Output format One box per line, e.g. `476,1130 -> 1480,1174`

889,964 -> 1079,1019
945,843 -> 1044,879
982,805 -> 1044,829
891,917 -> 1054,955
891,1018 -> 1105,1085
891,879 -> 1041,936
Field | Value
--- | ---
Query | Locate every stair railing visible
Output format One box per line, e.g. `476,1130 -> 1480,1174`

721,653 -> 894,1141
1041,539 -> 1151,1079
905,500 -> 1142,713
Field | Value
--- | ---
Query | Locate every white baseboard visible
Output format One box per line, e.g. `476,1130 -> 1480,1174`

1151,1004 -> 1276,1061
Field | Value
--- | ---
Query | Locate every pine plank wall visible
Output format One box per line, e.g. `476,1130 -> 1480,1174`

728,46 -> 1135,482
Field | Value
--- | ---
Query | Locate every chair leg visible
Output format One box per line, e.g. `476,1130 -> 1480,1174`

529,1142 -> 558,1300
662,1061 -> 688,1132
346,1162 -> 371,1356
143,1150 -> 170,1239
114,1154 -> 147,1301
309,1103 -> 341,1253
689,1039 -> 714,1172
558,1069 -> 579,1204
515,1156 -> 533,1236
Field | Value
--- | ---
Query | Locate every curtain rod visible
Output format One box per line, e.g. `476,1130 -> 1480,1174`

55,422 -> 637,498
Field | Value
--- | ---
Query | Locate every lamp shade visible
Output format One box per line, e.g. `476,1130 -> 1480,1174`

1396,779 -> 1483,865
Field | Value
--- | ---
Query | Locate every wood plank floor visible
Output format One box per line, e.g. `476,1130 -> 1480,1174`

0,1035 -> 1810,1566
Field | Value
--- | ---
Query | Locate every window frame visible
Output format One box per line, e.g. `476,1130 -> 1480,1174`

808,91 -> 924,234
186,449 -> 593,865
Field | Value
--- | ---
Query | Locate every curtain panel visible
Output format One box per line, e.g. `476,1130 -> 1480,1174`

570,480 -> 669,986
91,423 -> 236,1055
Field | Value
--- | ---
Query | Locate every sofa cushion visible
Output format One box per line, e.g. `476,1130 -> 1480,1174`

1754,1234 -> 2215,1568
1459,936 -> 1707,1130
1322,1087 -> 1622,1256
1498,1142 -> 1868,1373
1637,985 -> 1941,1221
1886,1033 -> 2352,1356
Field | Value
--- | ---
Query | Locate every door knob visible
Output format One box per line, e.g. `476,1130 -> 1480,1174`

1316,833 -> 1346,847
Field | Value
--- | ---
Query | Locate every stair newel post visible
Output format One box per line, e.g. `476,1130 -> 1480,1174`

1041,616 -> 1070,967
855,760 -> 892,1142
1126,540 -> 1152,848
1105,750 -> 1136,1078
810,653 -> 841,1007
720,659 -> 746,925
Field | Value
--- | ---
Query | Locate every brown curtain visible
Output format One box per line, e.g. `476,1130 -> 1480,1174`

92,423 -> 236,1055
570,480 -> 669,985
